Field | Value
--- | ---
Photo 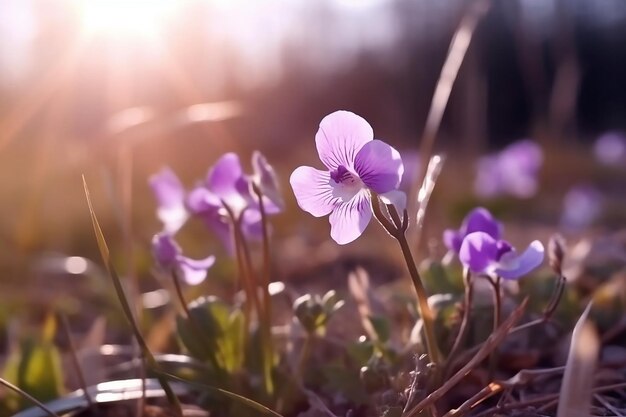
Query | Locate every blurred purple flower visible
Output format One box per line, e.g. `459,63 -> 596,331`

593,131 -> 626,166
152,232 -> 215,285
443,207 -> 502,253
290,110 -> 405,244
560,184 -> 604,231
475,140 -> 543,199
252,150 -> 285,211
459,231 -> 544,280
187,152 -> 281,252
149,167 -> 189,234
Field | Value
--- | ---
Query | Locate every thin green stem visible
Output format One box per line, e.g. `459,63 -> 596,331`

444,268 -> 473,378
397,230 -> 442,366
0,377 -> 60,417
252,184 -> 275,396
370,194 -> 441,366
223,202 -> 273,396
488,275 -> 502,380
296,333 -> 312,383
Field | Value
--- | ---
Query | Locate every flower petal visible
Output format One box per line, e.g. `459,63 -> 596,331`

187,186 -> 222,214
178,255 -> 215,285
443,229 -> 463,253
252,150 -> 284,211
315,111 -> 373,170
152,233 -> 180,268
329,190 -> 372,244
207,153 -> 250,212
495,240 -> 544,280
379,189 -> 407,213
459,231 -> 499,274
290,166 -> 339,217
149,168 -> 188,233
464,207 -> 502,240
241,209 -> 263,240
354,140 -> 404,193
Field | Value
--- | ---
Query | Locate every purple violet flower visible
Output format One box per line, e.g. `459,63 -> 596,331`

152,232 -> 215,285
289,110 -> 405,245
443,207 -> 502,253
459,231 -> 544,280
593,131 -> 626,166
149,167 -> 189,234
187,152 -> 281,252
560,184 -> 604,231
475,139 -> 543,199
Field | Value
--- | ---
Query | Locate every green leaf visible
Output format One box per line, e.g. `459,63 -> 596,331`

420,259 -> 462,295
367,315 -> 391,343
3,338 -> 64,411
176,297 -> 245,373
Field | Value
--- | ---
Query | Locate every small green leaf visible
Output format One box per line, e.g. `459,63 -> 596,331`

367,315 -> 390,343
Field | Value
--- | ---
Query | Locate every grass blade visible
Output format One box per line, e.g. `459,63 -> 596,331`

556,302 -> 599,417
157,371 -> 285,417
82,175 -> 183,417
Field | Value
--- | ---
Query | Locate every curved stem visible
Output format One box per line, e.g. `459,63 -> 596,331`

488,275 -> 502,379
0,377 -> 60,417
444,268 -> 473,378
252,183 -> 275,396
370,194 -> 441,366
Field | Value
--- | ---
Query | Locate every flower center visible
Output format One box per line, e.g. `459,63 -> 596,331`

330,165 -> 355,184
496,240 -> 513,260
330,165 -> 363,201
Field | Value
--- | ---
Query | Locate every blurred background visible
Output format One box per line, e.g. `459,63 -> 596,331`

0,0 -> 625,336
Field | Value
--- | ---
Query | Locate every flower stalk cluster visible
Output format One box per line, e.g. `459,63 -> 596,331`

150,151 -> 283,396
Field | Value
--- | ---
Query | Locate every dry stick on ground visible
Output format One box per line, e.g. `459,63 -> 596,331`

474,382 -> 626,416
443,367 -> 568,417
403,298 -> 529,417
410,0 -> 491,249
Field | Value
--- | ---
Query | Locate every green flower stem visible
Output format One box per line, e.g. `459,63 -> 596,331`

223,202 -> 273,396
488,275 -> 502,379
252,183 -> 276,396
370,194 -> 442,366
223,204 -> 256,335
0,377 -> 61,417
444,268 -> 473,378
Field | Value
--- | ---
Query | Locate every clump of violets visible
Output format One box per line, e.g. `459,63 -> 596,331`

474,139 -> 543,199
187,152 -> 283,252
444,207 -> 544,279
289,110 -> 405,244
149,151 -> 283,253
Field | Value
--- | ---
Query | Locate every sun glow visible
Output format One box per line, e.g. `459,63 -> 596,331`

77,0 -> 177,40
